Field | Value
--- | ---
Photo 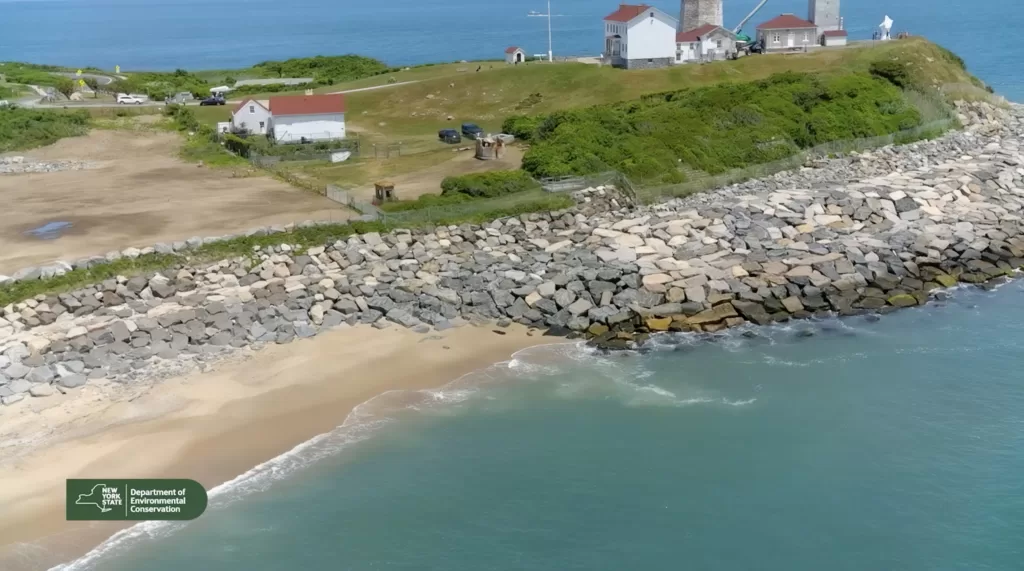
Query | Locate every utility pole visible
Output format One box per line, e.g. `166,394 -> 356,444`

547,0 -> 553,62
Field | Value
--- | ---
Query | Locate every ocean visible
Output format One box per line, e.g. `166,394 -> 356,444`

5,1 -> 1022,569
0,0 -> 1021,101
56,281 -> 1024,570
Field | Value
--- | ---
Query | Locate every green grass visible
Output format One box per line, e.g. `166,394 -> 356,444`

179,135 -> 250,167
0,62 -> 67,88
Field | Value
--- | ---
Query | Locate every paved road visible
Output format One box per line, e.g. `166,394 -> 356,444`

16,78 -> 424,109
55,72 -> 117,86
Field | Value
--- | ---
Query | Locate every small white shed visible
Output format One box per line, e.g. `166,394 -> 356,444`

505,46 -> 526,64
821,29 -> 848,47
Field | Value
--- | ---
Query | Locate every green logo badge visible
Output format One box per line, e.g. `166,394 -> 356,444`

67,479 -> 208,521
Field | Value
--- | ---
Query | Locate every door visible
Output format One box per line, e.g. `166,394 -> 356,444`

786,33 -> 794,47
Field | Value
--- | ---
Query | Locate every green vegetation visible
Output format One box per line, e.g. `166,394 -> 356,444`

164,104 -> 248,167
0,106 -> 90,152
440,170 -> 536,198
380,170 -> 538,212
252,55 -> 389,84
228,82 -> 319,97
517,71 -> 921,182
869,60 -> 917,90
108,69 -> 209,100
0,62 -> 66,88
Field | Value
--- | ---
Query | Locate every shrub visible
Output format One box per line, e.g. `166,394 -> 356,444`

440,170 -> 537,198
869,60 -> 915,89
251,55 -> 388,83
502,114 -> 542,141
0,107 -> 90,151
518,71 -> 921,182
222,133 -> 252,157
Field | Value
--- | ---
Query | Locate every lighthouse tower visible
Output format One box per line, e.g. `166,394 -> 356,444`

808,0 -> 841,33
679,0 -> 723,32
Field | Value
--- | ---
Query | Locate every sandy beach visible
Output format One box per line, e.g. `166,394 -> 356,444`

0,324 -> 547,571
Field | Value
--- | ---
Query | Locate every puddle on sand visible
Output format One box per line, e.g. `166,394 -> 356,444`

25,221 -> 73,240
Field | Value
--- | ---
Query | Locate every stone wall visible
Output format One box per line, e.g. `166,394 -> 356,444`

1,100 -> 1021,406
625,57 -> 674,70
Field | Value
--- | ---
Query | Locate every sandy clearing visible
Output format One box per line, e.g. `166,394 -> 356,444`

0,130 -> 352,274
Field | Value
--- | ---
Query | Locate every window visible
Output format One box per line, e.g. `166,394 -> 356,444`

716,39 -> 722,48
647,58 -> 653,63
249,105 -> 255,114
803,31 -> 809,42
772,33 -> 781,43
259,121 -> 265,129
650,12 -> 654,17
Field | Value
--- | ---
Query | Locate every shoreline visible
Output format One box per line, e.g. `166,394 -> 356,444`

0,323 -> 549,571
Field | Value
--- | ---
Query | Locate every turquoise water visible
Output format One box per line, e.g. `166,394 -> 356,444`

62,281 -> 1024,570
0,0 -> 1021,100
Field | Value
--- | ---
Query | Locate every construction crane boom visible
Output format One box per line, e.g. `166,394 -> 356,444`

733,0 -> 769,34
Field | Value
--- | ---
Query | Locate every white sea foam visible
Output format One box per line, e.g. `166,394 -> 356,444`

51,338 -> 757,570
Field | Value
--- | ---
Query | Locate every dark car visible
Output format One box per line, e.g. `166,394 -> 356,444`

199,96 -> 226,106
461,123 -> 484,139
438,129 -> 462,144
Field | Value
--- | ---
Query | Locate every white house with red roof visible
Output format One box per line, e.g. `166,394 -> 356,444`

267,93 -> 346,144
756,14 -> 818,52
505,46 -> 526,64
230,98 -> 271,135
675,24 -> 737,63
603,4 -> 678,69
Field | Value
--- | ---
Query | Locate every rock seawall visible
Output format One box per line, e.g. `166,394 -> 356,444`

2,100 -> 1022,406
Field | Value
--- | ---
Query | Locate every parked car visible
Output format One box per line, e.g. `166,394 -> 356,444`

199,96 -> 226,106
116,94 -> 144,105
461,123 -> 484,139
438,129 -> 462,144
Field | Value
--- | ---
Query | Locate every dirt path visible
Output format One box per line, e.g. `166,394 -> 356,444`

0,130 -> 350,274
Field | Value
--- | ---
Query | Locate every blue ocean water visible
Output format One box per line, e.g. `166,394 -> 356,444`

0,0 -> 1021,101
59,281 -> 1024,571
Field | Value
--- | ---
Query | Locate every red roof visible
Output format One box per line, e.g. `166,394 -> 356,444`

757,14 -> 816,29
604,4 -> 650,22
505,46 -> 522,54
677,24 -> 721,42
822,30 -> 848,37
232,97 -> 267,114
268,93 -> 346,116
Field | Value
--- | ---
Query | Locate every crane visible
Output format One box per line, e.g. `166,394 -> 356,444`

732,0 -> 769,43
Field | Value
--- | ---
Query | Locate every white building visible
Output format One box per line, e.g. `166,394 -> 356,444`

821,29 -> 848,47
676,24 -> 737,63
505,46 -> 526,64
756,14 -> 818,52
268,94 -> 346,144
603,4 -> 678,69
230,98 -> 271,135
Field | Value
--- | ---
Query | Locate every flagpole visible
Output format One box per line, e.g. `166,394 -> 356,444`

547,0 -> 553,62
